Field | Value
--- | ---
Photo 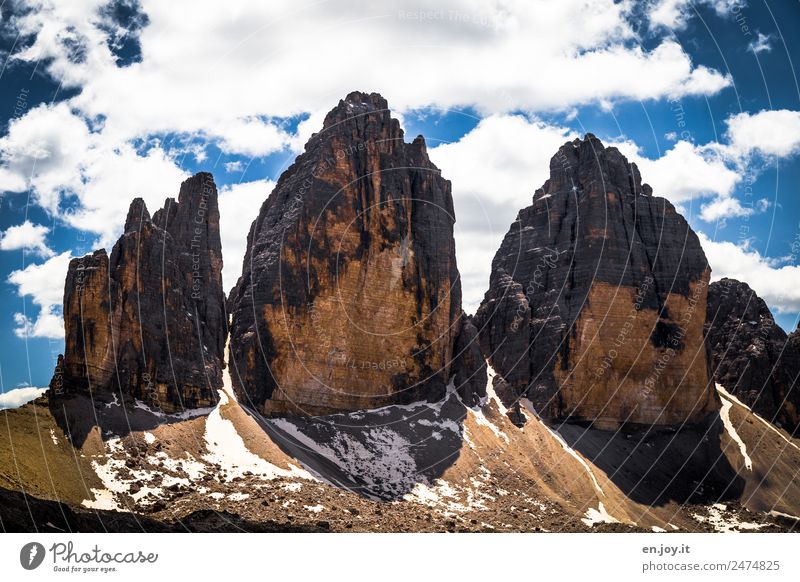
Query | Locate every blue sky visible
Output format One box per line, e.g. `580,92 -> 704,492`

1,0 -> 799,393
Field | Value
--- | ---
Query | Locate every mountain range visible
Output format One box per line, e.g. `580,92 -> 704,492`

1,92 -> 798,533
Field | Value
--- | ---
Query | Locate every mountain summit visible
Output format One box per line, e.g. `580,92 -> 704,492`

475,134 -> 716,429
227,91 -> 484,416
50,173 -> 226,412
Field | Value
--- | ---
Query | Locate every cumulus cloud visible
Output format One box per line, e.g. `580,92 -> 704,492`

218,178 -> 275,293
723,109 -> 800,159
0,103 -> 90,213
614,108 -> 800,223
0,386 -> 47,410
9,1 -> 731,130
648,0 -> 743,31
0,221 -> 54,257
0,103 -> 188,247
0,0 -> 736,252
699,232 -> 800,313
615,139 -> 740,203
430,115 -> 574,312
699,196 -> 768,222
431,110 -> 798,313
7,251 -> 72,340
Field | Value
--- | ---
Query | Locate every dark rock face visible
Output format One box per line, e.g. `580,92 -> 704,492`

50,173 -> 226,412
705,278 -> 799,434
451,316 -> 487,407
228,91 -> 468,416
475,134 -> 717,429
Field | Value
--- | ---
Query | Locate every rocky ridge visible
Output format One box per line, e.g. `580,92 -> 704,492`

475,134 -> 716,429
49,173 -> 226,412
705,278 -> 799,434
227,91 -> 483,416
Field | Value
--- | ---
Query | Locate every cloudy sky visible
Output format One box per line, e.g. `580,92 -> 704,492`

1,0 -> 799,393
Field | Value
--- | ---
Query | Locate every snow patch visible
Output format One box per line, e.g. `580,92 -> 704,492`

718,392 -> 753,471
133,399 -> 214,420
105,393 -> 120,409
81,488 -> 126,512
204,390 -> 312,481
484,362 -> 507,415
693,503 -> 768,533
716,384 -> 800,453
271,418 -> 418,498
581,502 -> 619,527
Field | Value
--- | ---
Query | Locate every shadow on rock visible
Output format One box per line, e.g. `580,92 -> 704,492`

553,413 -> 745,506
0,486 -> 324,533
249,388 -> 468,501
49,392 -> 214,448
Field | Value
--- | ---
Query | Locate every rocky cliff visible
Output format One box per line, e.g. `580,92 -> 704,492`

474,135 -> 717,429
50,173 -> 226,412
705,278 -> 799,434
228,91 -> 482,416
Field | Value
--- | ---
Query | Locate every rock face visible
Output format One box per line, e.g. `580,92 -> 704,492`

475,135 -> 717,429
705,278 -> 799,434
50,173 -> 226,412
228,91 -> 481,416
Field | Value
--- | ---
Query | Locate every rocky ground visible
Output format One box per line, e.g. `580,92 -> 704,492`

2,362 -> 799,533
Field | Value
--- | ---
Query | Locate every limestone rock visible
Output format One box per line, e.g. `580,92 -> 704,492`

474,134 -> 717,429
705,278 -> 799,433
451,316 -> 487,407
50,173 -> 226,411
228,91 -> 464,416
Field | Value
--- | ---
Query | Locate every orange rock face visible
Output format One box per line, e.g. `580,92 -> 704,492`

50,173 -> 226,412
228,92 -> 482,416
475,135 -> 717,429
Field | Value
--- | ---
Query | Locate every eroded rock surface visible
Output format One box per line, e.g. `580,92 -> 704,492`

475,134 -> 717,429
228,92 -> 477,416
50,173 -> 226,412
705,278 -> 799,434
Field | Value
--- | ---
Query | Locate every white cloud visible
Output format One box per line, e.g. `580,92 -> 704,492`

723,109 -> 800,159
748,32 -> 772,54
0,220 -> 54,257
699,232 -> 800,313
0,102 -> 188,247
699,196 -> 768,222
0,386 -> 47,410
218,179 -> 275,293
614,139 -> 740,203
7,251 -> 72,340
9,1 -> 731,134
0,0 -> 735,257
431,111 -> 796,313
430,115 -> 574,312
63,142 -> 189,248
0,103 -> 90,213
648,0 -> 743,31
224,160 -> 243,173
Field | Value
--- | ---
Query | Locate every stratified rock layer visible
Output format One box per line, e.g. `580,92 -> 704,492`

705,278 -> 799,434
228,91 -> 476,416
50,173 -> 226,411
475,135 -> 717,429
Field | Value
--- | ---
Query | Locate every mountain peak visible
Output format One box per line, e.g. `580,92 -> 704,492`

322,91 -> 394,131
